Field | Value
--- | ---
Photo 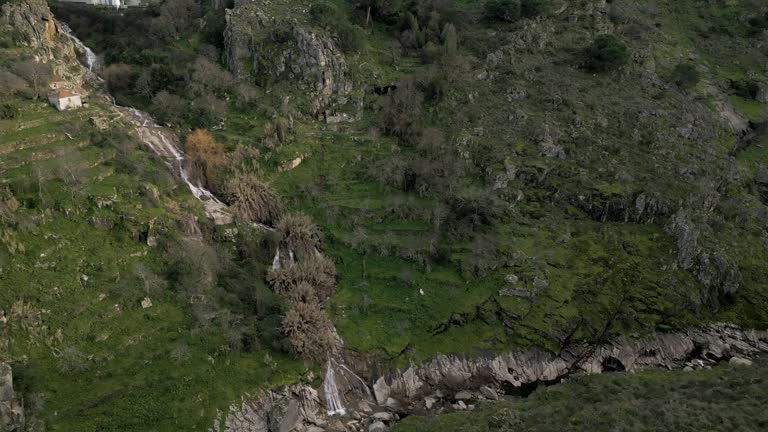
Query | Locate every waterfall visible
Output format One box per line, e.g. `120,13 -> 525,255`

324,358 -> 347,416
59,23 -> 226,212
58,22 -> 99,72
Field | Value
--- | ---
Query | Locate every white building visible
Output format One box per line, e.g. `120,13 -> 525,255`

48,90 -> 82,111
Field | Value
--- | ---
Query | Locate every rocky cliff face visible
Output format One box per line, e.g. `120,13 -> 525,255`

211,324 -> 768,432
0,0 -> 68,57
223,0 -> 354,120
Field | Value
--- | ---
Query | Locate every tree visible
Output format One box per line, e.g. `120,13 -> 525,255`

277,213 -> 322,260
185,129 -> 226,190
281,301 -> 336,361
0,71 -> 28,98
584,35 -> 628,72
267,255 -> 337,302
671,63 -> 700,90
103,63 -> 133,93
11,60 -> 51,99
152,91 -> 186,125
191,56 -> 233,95
521,0 -> 548,18
226,173 -> 284,225
485,0 -> 521,22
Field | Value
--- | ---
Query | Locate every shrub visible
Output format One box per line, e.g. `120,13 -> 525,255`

485,0 -> 521,22
57,346 -> 90,373
267,255 -> 337,302
584,34 -> 628,72
281,301 -> 336,361
748,13 -> 768,36
521,0 -> 548,17
0,102 -> 20,120
337,23 -> 365,53
671,63 -> 700,89
730,79 -> 760,100
310,2 -> 341,28
185,129 -> 226,191
277,213 -> 322,260
226,173 -> 284,225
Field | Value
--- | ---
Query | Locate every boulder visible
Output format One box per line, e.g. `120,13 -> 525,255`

479,386 -> 499,401
369,421 -> 387,432
729,356 -> 753,367
372,412 -> 394,423
454,390 -> 473,401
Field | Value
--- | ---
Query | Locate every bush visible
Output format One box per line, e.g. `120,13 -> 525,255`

226,173 -> 284,225
0,102 -> 20,120
277,213 -> 323,260
730,79 -> 760,100
521,0 -> 548,17
281,301 -> 336,361
671,63 -> 701,89
309,2 -> 341,28
485,0 -> 521,22
267,255 -> 337,302
748,13 -> 768,36
337,23 -> 365,53
584,34 -> 628,72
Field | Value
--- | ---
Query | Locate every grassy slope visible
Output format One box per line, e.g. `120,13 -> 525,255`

0,67 -> 304,432
249,0 -> 768,363
393,357 -> 768,432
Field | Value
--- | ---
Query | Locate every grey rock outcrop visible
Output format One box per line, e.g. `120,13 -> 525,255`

211,325 -> 768,431
223,1 -> 353,119
209,385 -> 323,432
0,363 -> 24,431
371,324 -> 768,406
0,0 -> 60,54
667,210 -> 742,298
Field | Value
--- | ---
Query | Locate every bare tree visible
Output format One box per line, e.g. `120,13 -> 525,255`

281,301 -> 336,361
225,173 -> 284,225
11,60 -> 51,99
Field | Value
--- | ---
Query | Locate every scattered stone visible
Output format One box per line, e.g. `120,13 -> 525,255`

141,297 -> 153,309
480,385 -> 498,401
456,401 -> 467,410
385,397 -> 400,410
498,288 -> 534,298
369,420 -> 387,432
729,356 -> 753,367
504,274 -> 519,284
467,404 -> 475,411
357,400 -> 372,413
424,396 -> 437,410
306,427 -> 324,432
372,412 -> 394,423
454,390 -> 473,401
683,366 -> 693,372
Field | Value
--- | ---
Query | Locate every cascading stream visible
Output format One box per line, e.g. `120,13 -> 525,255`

59,21 -> 226,212
60,22 -> 366,418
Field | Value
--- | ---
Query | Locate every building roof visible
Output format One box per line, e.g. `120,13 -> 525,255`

50,90 -> 79,99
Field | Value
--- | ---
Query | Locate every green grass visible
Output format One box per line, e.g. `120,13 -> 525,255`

394,356 -> 768,432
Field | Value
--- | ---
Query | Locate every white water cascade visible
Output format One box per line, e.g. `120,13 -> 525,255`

59,23 -> 229,220
58,22 -> 99,72
324,359 -> 347,416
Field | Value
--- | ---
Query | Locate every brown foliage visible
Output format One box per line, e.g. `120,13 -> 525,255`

226,173 -> 284,225
185,129 -> 226,190
267,255 -> 337,302
281,301 -> 336,361
277,213 -> 322,260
